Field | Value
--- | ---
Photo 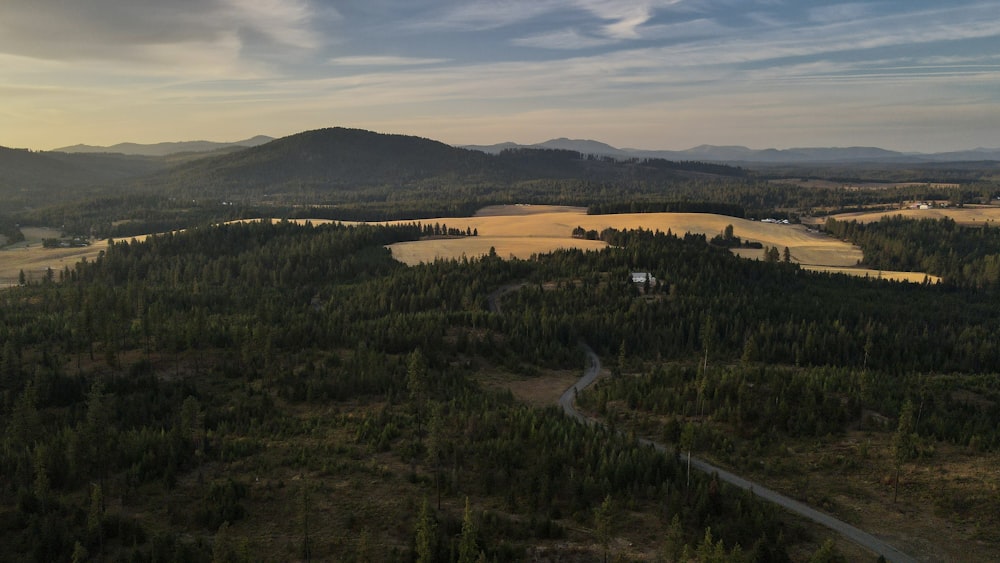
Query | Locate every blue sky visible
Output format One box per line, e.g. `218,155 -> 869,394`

1,0 -> 998,152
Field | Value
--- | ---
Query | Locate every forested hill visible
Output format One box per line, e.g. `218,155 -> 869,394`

135,128 -> 748,199
0,146 -> 162,194
141,127 -> 499,195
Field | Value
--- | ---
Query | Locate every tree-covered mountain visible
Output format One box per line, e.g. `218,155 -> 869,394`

131,127 -> 749,206
140,127 -> 499,195
0,147 -> 168,210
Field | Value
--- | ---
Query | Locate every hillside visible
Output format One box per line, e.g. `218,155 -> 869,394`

0,147 -> 168,211
144,128 -> 498,194
134,128 -> 746,206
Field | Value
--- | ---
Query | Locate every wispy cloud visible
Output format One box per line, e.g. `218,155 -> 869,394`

512,29 -> 617,50
2,0 -> 999,152
329,56 -> 448,66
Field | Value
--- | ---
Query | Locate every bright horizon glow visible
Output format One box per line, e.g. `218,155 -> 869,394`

1,1 -> 998,153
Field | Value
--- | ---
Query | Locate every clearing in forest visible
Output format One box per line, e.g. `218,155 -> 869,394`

383,205 -> 935,282
0,206 -> 940,286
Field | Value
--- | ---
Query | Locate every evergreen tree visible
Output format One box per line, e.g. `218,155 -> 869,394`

893,399 -> 916,503
458,497 -> 478,563
414,497 -> 436,563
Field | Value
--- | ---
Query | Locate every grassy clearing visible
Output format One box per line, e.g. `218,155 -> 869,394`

825,205 -> 1000,226
0,227 -> 156,287
476,366 -> 581,409
800,265 -> 941,284
0,227 -> 103,286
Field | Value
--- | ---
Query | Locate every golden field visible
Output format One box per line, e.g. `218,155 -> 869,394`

820,205 -> 1000,226
387,205 -> 862,264
1,207 -> 939,286
380,205 -> 936,282
0,228 -> 104,286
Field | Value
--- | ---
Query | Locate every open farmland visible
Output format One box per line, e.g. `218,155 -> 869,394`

0,206 -> 939,286
381,205 -> 935,282
0,227 -> 105,286
819,205 -> 1000,226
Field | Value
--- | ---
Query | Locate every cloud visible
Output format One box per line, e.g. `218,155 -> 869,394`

807,3 -> 875,24
413,1 -> 560,31
0,0 -> 322,65
329,56 -> 448,67
512,29 -> 617,50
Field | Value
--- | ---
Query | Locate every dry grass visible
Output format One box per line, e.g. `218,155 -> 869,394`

1,205 -> 942,287
476,366 -> 581,409
800,265 -> 941,284
0,227 -> 157,287
378,206 -> 917,280
827,205 -> 1000,226
0,227 -> 104,286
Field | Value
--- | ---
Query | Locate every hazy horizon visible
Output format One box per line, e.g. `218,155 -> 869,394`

40,130 -> 1000,156
2,1 -> 998,153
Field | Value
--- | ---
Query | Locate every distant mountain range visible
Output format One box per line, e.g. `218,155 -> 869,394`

5,127 -> 999,212
463,138 -> 1000,164
53,135 -> 274,157
47,131 -> 1000,163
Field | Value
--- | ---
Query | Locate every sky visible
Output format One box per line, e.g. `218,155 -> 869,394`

1,0 -> 999,153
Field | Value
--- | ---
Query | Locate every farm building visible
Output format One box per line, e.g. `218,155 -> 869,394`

630,272 -> 656,285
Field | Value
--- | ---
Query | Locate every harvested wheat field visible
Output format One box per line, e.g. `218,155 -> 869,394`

0,228 -> 103,286
384,205 -> 854,261
826,205 -> 1000,226
378,205 -> 940,282
1,207 -> 939,286
0,228 -> 156,287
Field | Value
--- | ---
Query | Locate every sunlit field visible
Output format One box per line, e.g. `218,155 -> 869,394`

379,205 -> 936,282
821,205 -> 1000,226
1,206 -> 942,286
0,228 -> 109,286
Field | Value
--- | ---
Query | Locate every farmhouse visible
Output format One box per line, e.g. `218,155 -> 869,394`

630,272 -> 656,285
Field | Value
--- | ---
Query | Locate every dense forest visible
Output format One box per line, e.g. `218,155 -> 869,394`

3,127 -> 1000,561
824,215 -> 1000,288
3,216 -> 1000,560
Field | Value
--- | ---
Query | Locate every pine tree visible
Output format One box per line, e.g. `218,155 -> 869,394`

408,349 -> 429,440
458,497 -> 478,563
414,497 -> 436,563
893,399 -> 916,502
594,494 -> 614,563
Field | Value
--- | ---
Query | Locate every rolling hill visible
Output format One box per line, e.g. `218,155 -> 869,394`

136,127 -> 746,201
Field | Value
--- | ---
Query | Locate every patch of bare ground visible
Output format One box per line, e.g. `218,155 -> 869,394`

475,366 -> 579,408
